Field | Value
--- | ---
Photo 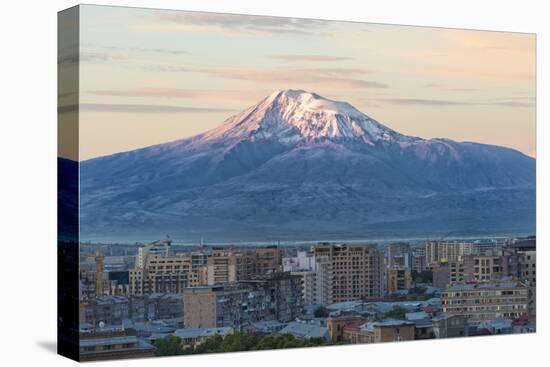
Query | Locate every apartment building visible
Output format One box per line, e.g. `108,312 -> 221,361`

411,246 -> 426,272
387,267 -> 412,293
387,242 -> 411,268
255,246 -> 283,274
330,318 -> 415,344
136,240 -> 171,269
425,241 -> 478,266
441,282 -> 529,325
130,253 -> 192,295
283,250 -> 317,272
184,272 -> 302,330
79,328 -> 155,361
207,247 -> 283,285
464,255 -> 503,282
313,243 -> 384,303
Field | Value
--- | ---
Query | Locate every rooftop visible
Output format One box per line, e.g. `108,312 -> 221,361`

279,322 -> 329,340
174,327 -> 234,339
445,282 -> 524,291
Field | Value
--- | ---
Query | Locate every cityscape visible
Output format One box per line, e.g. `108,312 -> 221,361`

77,236 -> 536,360
57,5 -> 536,362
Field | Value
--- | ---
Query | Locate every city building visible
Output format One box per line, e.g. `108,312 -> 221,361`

130,253 -> 191,295
387,242 -> 411,268
327,315 -> 366,343
361,320 -> 416,343
79,327 -> 155,361
206,247 -> 283,285
184,272 -> 303,330
95,250 -> 105,296
255,246 -> 283,274
464,255 -> 503,282
292,271 -> 318,305
431,314 -> 469,338
502,238 -> 536,312
387,267 -> 412,293
136,240 -> 171,269
283,250 -> 317,272
441,282 -> 529,325
89,296 -> 129,326
278,322 -> 330,341
425,241 -> 478,266
106,271 -> 130,296
313,243 -> 384,303
431,260 -> 465,289
411,246 -> 427,273
338,320 -> 415,344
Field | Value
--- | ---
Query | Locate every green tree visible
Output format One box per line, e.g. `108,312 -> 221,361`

411,270 -> 433,284
219,332 -> 258,352
384,306 -> 407,320
188,331 -> 329,355
154,336 -> 184,356
193,335 -> 223,354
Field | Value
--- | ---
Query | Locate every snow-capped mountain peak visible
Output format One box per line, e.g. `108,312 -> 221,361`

201,89 -> 401,145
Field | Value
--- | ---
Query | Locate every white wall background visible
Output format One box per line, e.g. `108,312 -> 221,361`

0,0 -> 547,366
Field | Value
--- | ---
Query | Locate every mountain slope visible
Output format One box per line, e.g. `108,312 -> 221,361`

80,89 -> 535,242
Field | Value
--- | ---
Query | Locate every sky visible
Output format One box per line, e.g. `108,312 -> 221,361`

67,5 -> 536,160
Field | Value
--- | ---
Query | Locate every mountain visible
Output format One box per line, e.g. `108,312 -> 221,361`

80,89 -> 535,242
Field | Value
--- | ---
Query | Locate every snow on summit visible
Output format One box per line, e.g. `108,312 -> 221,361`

201,89 -> 403,145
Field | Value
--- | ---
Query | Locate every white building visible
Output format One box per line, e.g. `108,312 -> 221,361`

283,250 -> 317,272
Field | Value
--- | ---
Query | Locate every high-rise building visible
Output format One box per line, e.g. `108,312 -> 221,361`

283,250 -> 317,272
387,242 -> 411,268
95,250 -> 105,296
255,246 -> 283,274
206,247 -> 283,285
411,246 -> 426,272
136,240 -> 171,269
425,241 -> 479,266
387,268 -> 412,293
312,243 -> 384,304
130,253 -> 192,295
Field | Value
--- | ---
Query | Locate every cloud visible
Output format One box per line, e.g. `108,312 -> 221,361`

83,43 -> 191,56
488,101 -> 535,108
423,84 -> 478,93
269,54 -> 353,62
381,98 -> 534,108
59,103 -> 237,114
133,65 -> 385,90
134,11 -> 332,37
382,98 -> 473,107
86,88 -> 261,102
448,88 -> 478,92
58,51 -> 126,65
209,67 -> 388,89
141,65 -> 209,73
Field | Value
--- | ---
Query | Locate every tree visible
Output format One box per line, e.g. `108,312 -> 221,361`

193,335 -> 223,354
219,332 -> 258,353
154,336 -> 184,356
384,306 -> 407,320
411,270 -> 433,284
314,306 -> 329,318
183,331 -> 329,355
